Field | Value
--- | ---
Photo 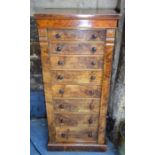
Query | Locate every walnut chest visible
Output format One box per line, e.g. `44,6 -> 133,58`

35,9 -> 120,151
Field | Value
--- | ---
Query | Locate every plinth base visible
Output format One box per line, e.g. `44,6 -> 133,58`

48,143 -> 107,151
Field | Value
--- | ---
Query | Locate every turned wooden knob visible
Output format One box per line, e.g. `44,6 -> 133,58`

58,60 -> 64,65
91,47 -> 97,53
57,75 -> 64,80
89,103 -> 94,110
59,89 -> 64,94
56,46 -> 62,52
61,133 -> 66,137
88,118 -> 93,124
91,34 -> 97,39
55,33 -> 61,38
59,104 -> 64,109
89,90 -> 94,96
59,118 -> 64,123
90,76 -> 96,80
91,61 -> 96,66
88,131 -> 93,137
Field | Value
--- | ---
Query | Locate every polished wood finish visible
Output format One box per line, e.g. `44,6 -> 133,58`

51,70 -> 103,85
34,8 -> 120,20
50,55 -> 104,70
50,42 -> 105,55
36,19 -> 117,29
49,29 -> 106,41
35,9 -> 119,151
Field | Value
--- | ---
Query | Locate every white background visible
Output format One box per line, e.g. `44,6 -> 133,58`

0,0 -> 155,154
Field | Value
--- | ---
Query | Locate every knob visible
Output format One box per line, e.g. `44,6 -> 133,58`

89,103 -> 94,110
91,47 -> 97,53
56,46 -> 62,52
91,61 -> 96,66
59,118 -> 64,123
89,90 -> 94,96
57,75 -> 64,80
59,89 -> 64,94
59,104 -> 64,109
58,60 -> 64,65
61,133 -> 66,138
91,34 -> 97,39
55,33 -> 61,39
88,131 -> 93,137
88,118 -> 93,124
90,76 -> 96,80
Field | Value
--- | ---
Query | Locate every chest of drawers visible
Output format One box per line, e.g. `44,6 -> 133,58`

35,9 -> 120,151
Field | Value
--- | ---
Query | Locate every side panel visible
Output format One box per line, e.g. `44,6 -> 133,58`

98,29 -> 115,144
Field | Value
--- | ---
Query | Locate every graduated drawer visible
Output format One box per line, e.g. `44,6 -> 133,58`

53,99 -> 100,113
51,70 -> 103,85
49,42 -> 104,55
50,55 -> 103,70
49,29 -> 106,41
52,85 -> 101,98
54,113 -> 98,128
55,127 -> 98,143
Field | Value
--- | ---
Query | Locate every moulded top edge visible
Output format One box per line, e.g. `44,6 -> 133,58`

34,8 -> 121,20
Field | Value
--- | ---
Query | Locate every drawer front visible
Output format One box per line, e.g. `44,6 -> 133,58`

54,113 -> 98,127
55,127 -> 97,143
52,85 -> 101,98
50,43 -> 104,55
49,30 -> 106,41
50,56 -> 103,70
53,99 -> 100,113
51,70 -> 103,84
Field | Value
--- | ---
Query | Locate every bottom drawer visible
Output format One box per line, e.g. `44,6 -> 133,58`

55,127 -> 98,143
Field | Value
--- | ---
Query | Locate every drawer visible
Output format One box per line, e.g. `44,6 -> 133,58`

50,55 -> 103,70
49,30 -> 106,41
51,70 -> 103,84
55,127 -> 97,143
54,113 -> 98,127
53,99 -> 100,113
50,43 -> 104,55
52,85 -> 101,98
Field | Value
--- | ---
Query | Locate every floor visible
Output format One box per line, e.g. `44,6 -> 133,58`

30,119 -> 119,155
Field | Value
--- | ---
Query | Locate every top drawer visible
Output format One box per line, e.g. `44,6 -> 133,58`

48,30 -> 106,41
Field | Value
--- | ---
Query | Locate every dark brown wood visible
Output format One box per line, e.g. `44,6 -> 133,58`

50,42 -> 105,55
35,9 -> 119,151
50,55 -> 104,70
36,19 -> 118,29
34,8 -> 120,20
48,29 -> 106,41
48,143 -> 107,151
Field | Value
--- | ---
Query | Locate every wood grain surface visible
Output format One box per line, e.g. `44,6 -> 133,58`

55,127 -> 98,143
50,55 -> 104,70
35,9 -> 119,151
53,99 -> 100,113
49,42 -> 105,55
48,29 -> 106,41
36,19 -> 117,29
52,84 -> 101,98
51,70 -> 103,85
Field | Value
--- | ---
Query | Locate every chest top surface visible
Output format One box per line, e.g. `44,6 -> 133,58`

34,8 -> 120,19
